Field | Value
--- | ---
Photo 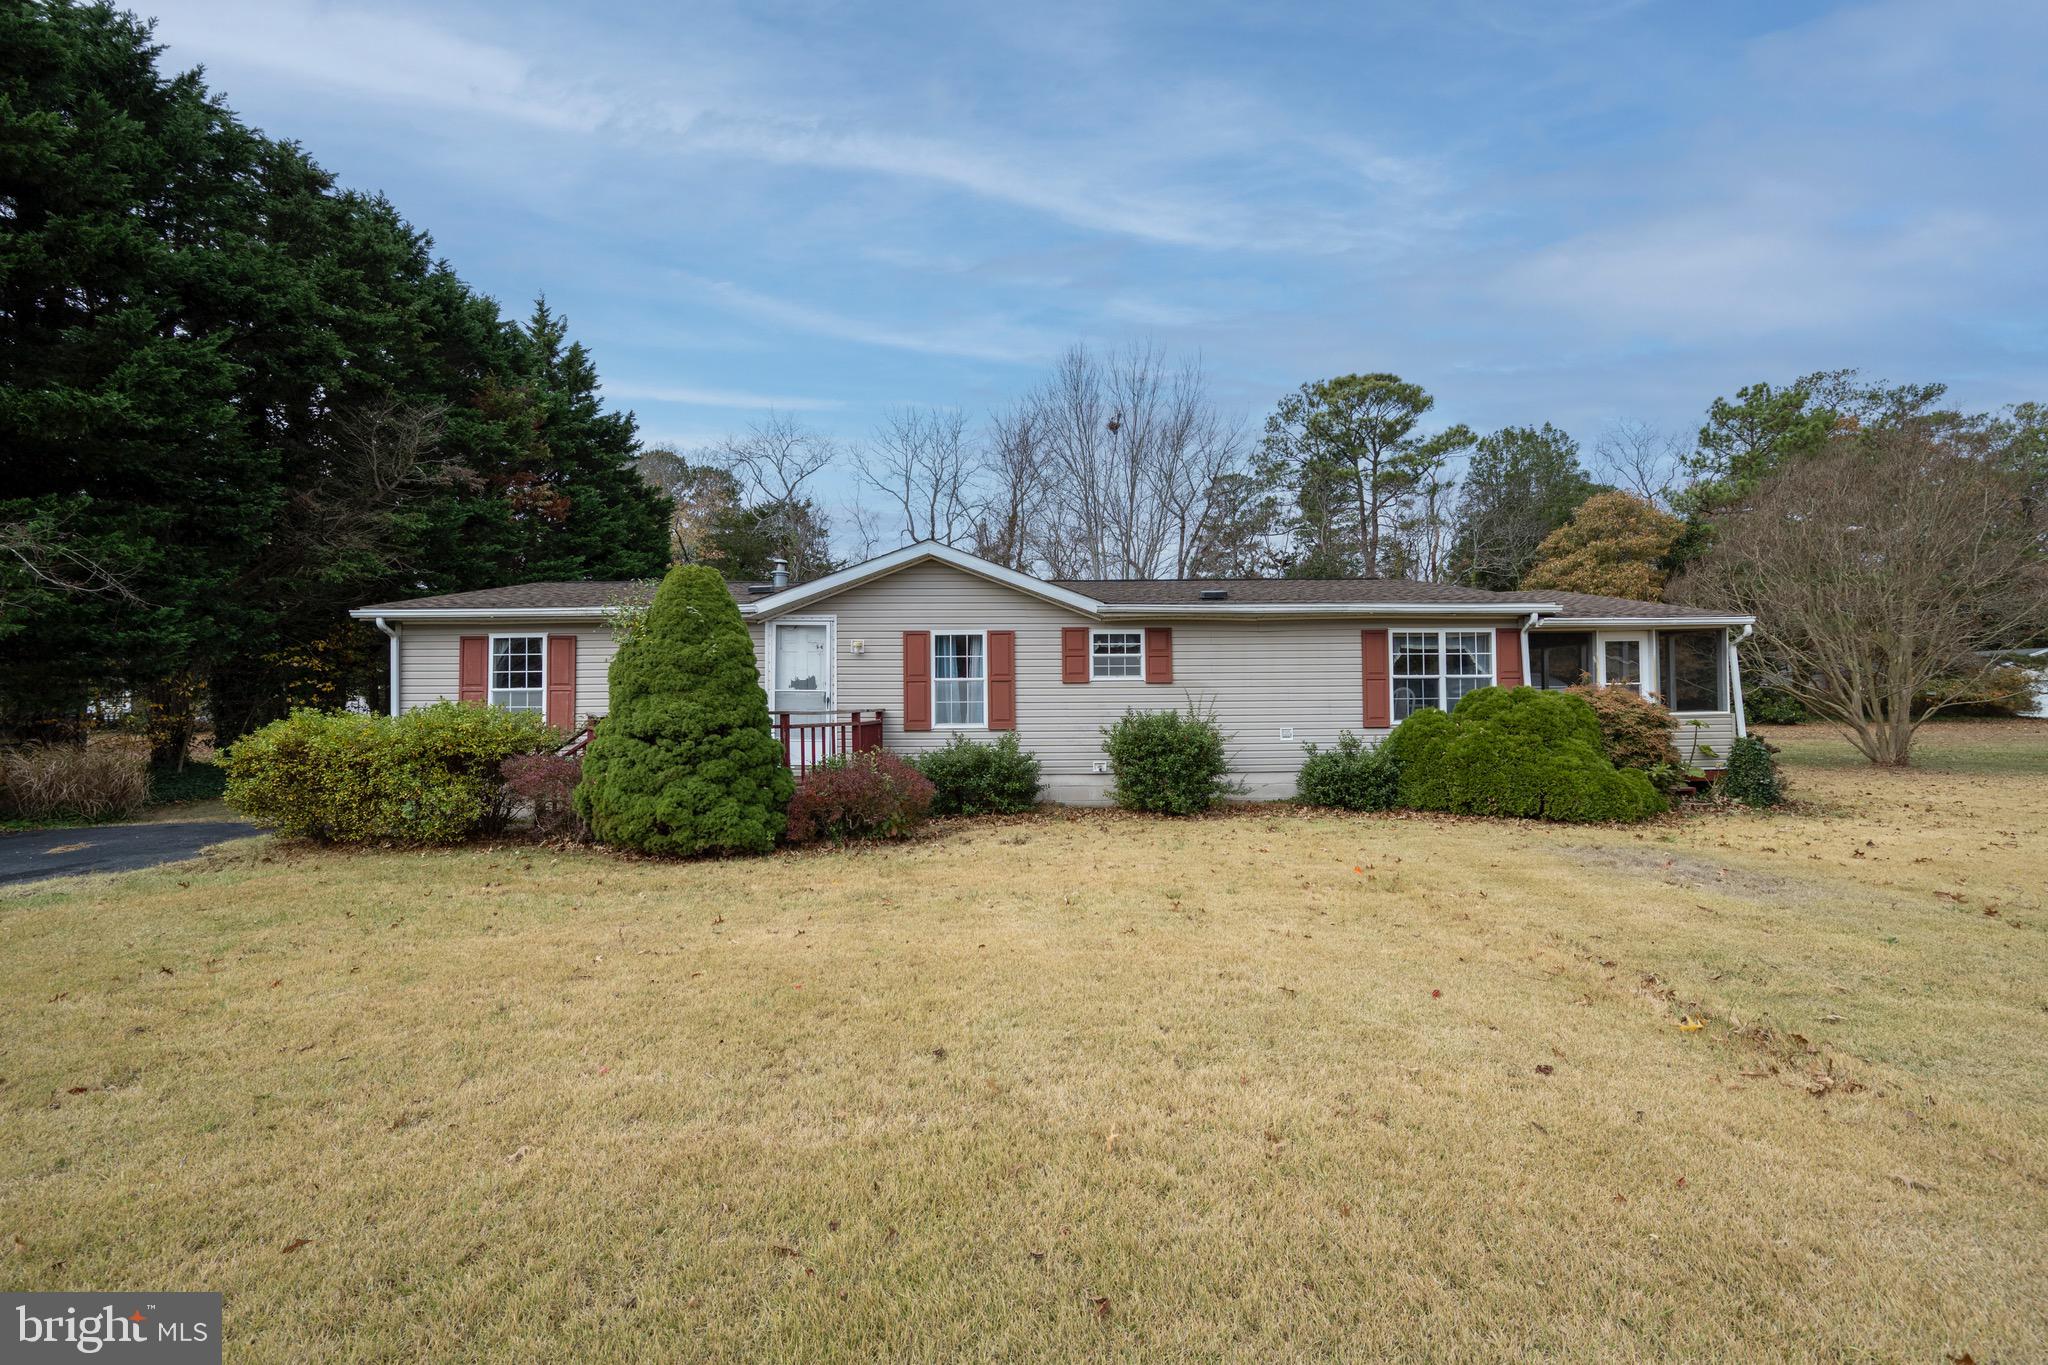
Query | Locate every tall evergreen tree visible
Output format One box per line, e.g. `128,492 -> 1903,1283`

574,565 -> 793,855
1,3 -> 670,746
1449,425 -> 1601,590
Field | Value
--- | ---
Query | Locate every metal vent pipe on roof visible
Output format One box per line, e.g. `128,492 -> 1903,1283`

770,556 -> 789,589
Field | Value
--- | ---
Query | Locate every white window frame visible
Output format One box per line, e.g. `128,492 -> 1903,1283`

488,633 -> 546,713
930,629 -> 989,731
1089,628 -> 1145,681
1390,628 -> 1496,723
1658,629 -> 1728,715
1596,631 -> 1653,699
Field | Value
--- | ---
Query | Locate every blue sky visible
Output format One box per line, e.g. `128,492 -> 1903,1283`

143,0 -> 2046,520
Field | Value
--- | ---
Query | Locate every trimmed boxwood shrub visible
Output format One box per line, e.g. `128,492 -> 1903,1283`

1716,735 -> 1784,808
1101,704 -> 1235,815
1380,706 -> 1455,811
574,564 -> 794,856
222,703 -> 556,842
913,733 -> 1042,815
785,751 -> 936,843
1380,687 -> 1665,824
1295,732 -> 1403,811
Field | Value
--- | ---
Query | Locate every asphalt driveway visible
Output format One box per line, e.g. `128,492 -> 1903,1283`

0,820 -> 262,886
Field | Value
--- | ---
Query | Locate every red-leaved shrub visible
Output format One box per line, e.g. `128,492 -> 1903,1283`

785,751 -> 935,844
500,751 -> 587,840
1568,683 -> 1683,787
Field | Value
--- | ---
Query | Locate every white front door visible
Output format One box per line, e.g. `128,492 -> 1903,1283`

1598,632 -> 1651,697
770,619 -> 835,716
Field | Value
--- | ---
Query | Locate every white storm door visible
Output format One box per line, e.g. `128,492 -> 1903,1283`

1598,633 -> 1651,697
770,619 -> 835,716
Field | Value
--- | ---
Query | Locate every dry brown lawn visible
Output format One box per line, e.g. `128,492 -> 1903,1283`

4,720 -> 2046,1360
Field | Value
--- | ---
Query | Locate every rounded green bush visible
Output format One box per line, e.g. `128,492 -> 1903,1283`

1295,731 -> 1403,811
1378,686 -> 1665,824
912,733 -> 1042,816
1101,704 -> 1234,815
1716,735 -> 1784,809
573,564 -> 793,856
1382,707 -> 1455,811
222,703 -> 555,842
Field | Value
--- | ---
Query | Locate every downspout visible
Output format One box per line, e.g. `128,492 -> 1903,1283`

373,617 -> 400,717
1729,623 -> 1753,739
1520,611 -> 1539,687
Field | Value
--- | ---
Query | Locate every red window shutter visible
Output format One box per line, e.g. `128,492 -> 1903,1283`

545,634 -> 577,730
902,630 -> 931,731
987,630 -> 1016,730
1061,626 -> 1089,684
1144,627 -> 1173,684
457,635 -> 487,705
1494,626 -> 1524,688
1361,628 -> 1391,728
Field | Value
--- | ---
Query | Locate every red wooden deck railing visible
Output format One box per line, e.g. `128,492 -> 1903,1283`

557,711 -> 885,775
775,710 -> 885,774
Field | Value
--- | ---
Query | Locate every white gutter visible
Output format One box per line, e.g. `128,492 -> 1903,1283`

349,607 -> 622,622
1729,622 -> 1754,739
1530,615 -> 1754,629
1093,601 -> 1563,620
1519,611 -> 1538,685
371,616 -> 401,717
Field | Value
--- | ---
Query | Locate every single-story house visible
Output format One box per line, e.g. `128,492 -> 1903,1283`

349,541 -> 1754,803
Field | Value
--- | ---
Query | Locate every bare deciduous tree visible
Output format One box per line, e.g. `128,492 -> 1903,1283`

1594,419 -> 1686,509
853,407 -> 978,549
714,411 -> 837,509
1017,343 -> 1245,578
971,398 -> 1051,571
1676,424 -> 2048,766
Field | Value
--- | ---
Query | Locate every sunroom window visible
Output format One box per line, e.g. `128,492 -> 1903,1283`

490,636 -> 544,712
1659,631 -> 1724,712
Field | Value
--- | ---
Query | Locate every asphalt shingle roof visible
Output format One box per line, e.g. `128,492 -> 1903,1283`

1050,577 -> 1528,607
355,572 -> 1729,620
352,579 -> 776,613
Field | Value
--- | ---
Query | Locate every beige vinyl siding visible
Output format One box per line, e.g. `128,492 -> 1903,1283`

385,565 -> 1742,799
395,619 -> 620,722
752,561 -> 1518,800
1670,712 -> 1739,766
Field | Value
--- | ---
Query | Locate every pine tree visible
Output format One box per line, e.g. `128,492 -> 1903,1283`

574,565 -> 793,855
1,6 -> 672,746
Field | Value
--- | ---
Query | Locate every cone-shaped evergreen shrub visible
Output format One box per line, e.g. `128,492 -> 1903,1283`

573,564 -> 793,855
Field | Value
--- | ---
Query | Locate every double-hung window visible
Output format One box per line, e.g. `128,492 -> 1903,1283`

932,632 -> 986,727
1390,629 -> 1495,722
490,635 -> 545,713
1090,630 -> 1143,680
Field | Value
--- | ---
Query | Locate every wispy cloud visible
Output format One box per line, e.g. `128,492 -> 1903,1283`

603,381 -> 842,411
145,0 -> 1439,254
681,277 -> 1059,365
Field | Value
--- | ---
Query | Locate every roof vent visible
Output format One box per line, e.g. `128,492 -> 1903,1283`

770,556 -> 790,589
1199,588 -> 1229,601
747,583 -> 778,596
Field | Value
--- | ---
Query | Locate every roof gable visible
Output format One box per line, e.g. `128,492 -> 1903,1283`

750,542 -> 1102,618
